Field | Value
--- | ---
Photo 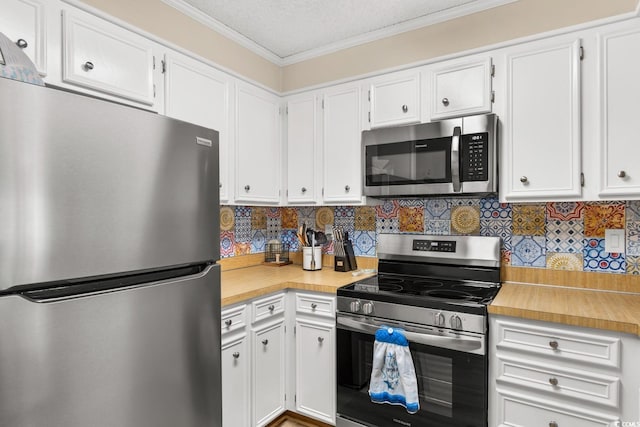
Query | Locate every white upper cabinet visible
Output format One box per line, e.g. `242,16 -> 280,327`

430,57 -> 493,120
61,8 -> 156,106
598,24 -> 640,198
164,52 -> 234,203
368,70 -> 421,128
1,0 -> 47,75
235,83 -> 281,204
322,82 -> 364,204
286,93 -> 319,204
501,38 -> 582,201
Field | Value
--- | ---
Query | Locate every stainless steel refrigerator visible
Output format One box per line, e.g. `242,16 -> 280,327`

0,77 -> 222,427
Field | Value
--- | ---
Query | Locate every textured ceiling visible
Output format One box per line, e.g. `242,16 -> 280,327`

179,0 -> 503,61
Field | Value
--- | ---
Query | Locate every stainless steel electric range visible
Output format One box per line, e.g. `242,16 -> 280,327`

336,234 -> 501,427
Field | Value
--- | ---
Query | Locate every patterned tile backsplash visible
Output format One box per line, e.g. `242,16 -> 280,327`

219,198 -> 640,275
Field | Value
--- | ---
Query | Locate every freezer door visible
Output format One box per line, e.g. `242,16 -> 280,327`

0,77 -> 219,292
0,264 -> 221,427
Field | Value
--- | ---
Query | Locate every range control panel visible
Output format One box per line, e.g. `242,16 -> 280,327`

412,239 -> 457,253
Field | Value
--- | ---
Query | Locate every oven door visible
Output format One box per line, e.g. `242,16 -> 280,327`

336,313 -> 487,427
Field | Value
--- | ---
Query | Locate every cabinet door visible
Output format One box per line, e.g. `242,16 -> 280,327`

295,318 -> 335,424
1,0 -> 46,75
221,336 -> 250,427
165,53 -> 233,203
252,320 -> 285,426
598,26 -> 640,197
286,93 -> 318,204
62,8 -> 155,106
369,71 -> 421,128
431,58 -> 492,120
322,83 -> 363,203
236,84 -> 281,204
503,39 -> 582,201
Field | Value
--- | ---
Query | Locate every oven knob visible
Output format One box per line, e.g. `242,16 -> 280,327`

362,302 -> 374,315
349,300 -> 361,313
435,312 -> 445,327
450,314 -> 463,330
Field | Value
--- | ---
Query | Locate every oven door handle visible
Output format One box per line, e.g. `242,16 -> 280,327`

337,315 -> 484,354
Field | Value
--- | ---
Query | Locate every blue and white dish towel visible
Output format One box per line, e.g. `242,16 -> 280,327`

368,326 -> 419,414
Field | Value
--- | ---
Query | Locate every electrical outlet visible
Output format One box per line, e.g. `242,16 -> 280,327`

604,229 -> 625,254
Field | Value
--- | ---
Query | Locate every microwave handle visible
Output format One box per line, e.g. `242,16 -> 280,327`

451,126 -> 462,192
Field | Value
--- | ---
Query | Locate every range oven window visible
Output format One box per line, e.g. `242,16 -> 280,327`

365,137 -> 452,186
337,327 -> 486,427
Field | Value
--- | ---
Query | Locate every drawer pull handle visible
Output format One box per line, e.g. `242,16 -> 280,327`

549,340 -> 559,350
549,422 -> 558,427
549,377 -> 558,386
232,352 -> 240,359
268,304 -> 275,312
262,339 -> 269,346
16,38 -> 28,49
225,319 -> 232,327
318,337 -> 324,343
311,303 -> 317,310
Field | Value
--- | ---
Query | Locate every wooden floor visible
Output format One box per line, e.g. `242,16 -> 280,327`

266,411 -> 331,427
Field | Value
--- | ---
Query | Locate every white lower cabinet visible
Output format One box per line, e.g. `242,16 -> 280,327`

489,316 -> 640,427
221,304 -> 250,427
252,319 -> 286,426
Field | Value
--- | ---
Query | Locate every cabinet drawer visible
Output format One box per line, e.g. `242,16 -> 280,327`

498,357 -> 620,408
500,392 -> 618,427
252,293 -> 285,323
221,304 -> 247,336
495,319 -> 621,368
295,293 -> 335,318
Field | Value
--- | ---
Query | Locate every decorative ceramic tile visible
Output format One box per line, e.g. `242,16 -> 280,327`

375,200 -> 400,219
251,230 -> 266,253
234,209 -> 252,243
626,256 -> 640,275
480,197 -> 511,219
315,207 -> 334,230
352,231 -> 376,256
399,207 -> 424,233
220,231 -> 235,258
266,207 -> 280,218
511,235 -> 546,267
220,206 -> 235,231
398,199 -> 424,207
501,250 -> 512,266
512,204 -> 546,236
335,206 -> 355,219
280,229 -> 300,252
583,238 -> 625,273
425,220 -> 450,235
545,220 -> 583,253
626,221 -> 640,256
266,217 -> 281,241
376,217 -> 399,234
480,219 -> 512,251
584,203 -> 625,237
451,206 -> 480,235
281,208 -> 299,229
355,206 -> 376,231
627,201 -> 640,221
297,206 -> 316,229
424,199 -> 451,220
546,252 -> 583,271
234,242 -> 251,256
546,202 -> 584,221
251,207 -> 267,230
449,198 -> 481,207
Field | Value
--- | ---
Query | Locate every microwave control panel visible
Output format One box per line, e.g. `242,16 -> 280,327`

461,132 -> 489,182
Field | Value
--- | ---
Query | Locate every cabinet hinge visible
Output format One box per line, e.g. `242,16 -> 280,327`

322,99 -> 325,109
580,46 -> 584,61
286,106 -> 288,114
294,325 -> 296,335
153,84 -> 156,98
294,394 -> 297,403
322,188 -> 324,196
153,56 -> 156,70
368,89 -> 371,102
581,172 -> 585,187
286,189 -> 288,197
161,60 -> 166,73
491,91 -> 495,103
284,393 -> 287,402
491,64 -> 495,77
368,111 -> 371,122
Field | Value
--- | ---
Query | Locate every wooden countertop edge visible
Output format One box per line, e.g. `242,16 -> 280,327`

221,281 -> 340,307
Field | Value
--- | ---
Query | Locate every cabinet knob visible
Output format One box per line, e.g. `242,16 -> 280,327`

244,185 -> 250,192
549,340 -> 559,350
83,61 -> 94,71
345,185 -> 350,192
262,339 -> 269,346
219,183 -> 223,189
618,170 -> 626,178
310,303 -> 317,310
225,319 -> 232,327
232,352 -> 240,359
442,97 -> 450,107
301,187 -> 307,193
317,336 -> 324,344
402,104 -> 408,113
520,176 -> 528,184
548,377 -> 559,386
549,422 -> 558,427
16,38 -> 28,49
268,304 -> 275,312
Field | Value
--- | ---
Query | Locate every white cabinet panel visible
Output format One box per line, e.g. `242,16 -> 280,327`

598,26 -> 640,197
164,53 -> 233,202
286,93 -> 318,204
1,0 -> 46,75
369,70 -> 421,128
431,58 -> 492,120
235,83 -> 281,204
502,39 -> 582,201
221,335 -> 250,427
62,8 -> 155,106
252,320 -> 286,427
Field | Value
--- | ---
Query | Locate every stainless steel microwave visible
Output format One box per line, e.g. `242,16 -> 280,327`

362,114 -> 498,198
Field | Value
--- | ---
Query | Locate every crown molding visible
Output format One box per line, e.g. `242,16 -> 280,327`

162,0 -> 517,67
